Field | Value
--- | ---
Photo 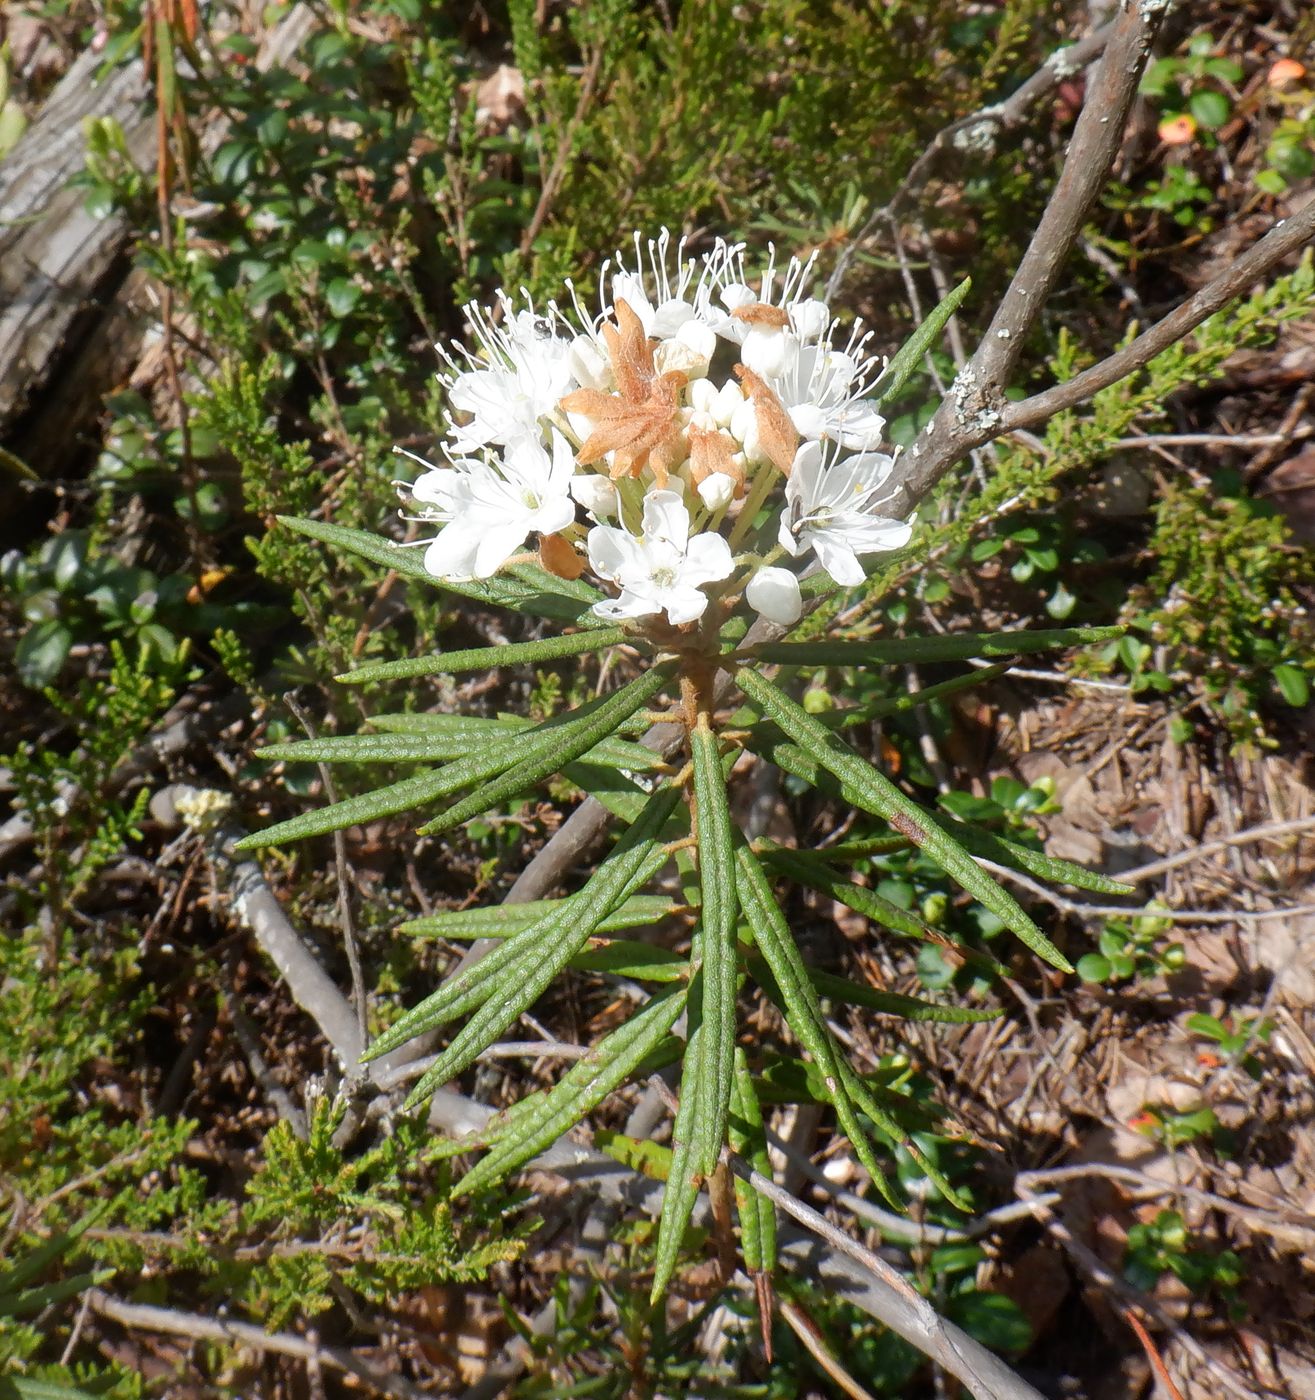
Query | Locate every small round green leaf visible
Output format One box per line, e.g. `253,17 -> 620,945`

1188,89 -> 1231,129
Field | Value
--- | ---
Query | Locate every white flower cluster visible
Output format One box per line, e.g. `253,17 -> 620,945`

399,231 -> 912,629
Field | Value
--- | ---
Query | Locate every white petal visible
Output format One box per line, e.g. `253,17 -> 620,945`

587,524 -> 639,582
711,380 -> 745,429
530,496 -> 576,537
568,336 -> 609,390
411,467 -> 460,509
471,520 -> 532,578
595,590 -> 660,621
719,283 -> 756,314
789,298 -> 830,341
788,440 -> 826,508
424,523 -> 483,581
741,328 -> 790,378
641,489 -> 690,550
651,299 -> 696,338
746,566 -> 803,625
787,402 -> 828,440
778,512 -> 804,557
688,378 -> 718,415
681,530 -> 735,587
659,583 -> 711,625
809,530 -> 867,586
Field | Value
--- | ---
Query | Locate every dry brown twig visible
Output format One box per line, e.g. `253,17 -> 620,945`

86,1289 -> 431,1400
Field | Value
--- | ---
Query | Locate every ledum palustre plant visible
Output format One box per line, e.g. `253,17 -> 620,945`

238,232 -> 1132,1302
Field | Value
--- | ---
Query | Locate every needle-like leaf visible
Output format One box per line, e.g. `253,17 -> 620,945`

737,668 -> 1073,972
873,276 -> 973,406
335,626 -> 626,685
690,717 -> 740,1173
415,664 -> 674,837
455,985 -> 689,1197
750,625 -> 1123,668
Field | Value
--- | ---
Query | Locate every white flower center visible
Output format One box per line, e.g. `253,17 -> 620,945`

651,565 -> 677,588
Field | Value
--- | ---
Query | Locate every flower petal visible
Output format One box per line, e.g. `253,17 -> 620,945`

681,530 -> 735,587
641,489 -> 690,550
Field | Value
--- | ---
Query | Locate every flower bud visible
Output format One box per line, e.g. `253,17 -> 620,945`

745,565 -> 802,626
570,473 -> 618,518
697,471 -> 736,511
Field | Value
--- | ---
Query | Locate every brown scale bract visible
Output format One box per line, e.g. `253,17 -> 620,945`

687,424 -> 745,498
734,364 -> 799,476
730,302 -> 790,330
539,532 -> 586,580
559,298 -> 687,487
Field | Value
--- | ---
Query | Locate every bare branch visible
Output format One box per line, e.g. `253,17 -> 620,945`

86,1289 -> 431,1400
886,0 -> 1170,514
729,1151 -> 1048,1400
826,20 -> 1116,300
998,198 -> 1315,436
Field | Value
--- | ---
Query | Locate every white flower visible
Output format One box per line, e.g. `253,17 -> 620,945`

779,440 -> 911,587
768,332 -> 887,450
441,297 -> 575,452
697,241 -> 831,362
746,565 -> 802,625
606,228 -> 711,338
588,490 -> 733,625
558,229 -> 721,378
412,431 -> 577,582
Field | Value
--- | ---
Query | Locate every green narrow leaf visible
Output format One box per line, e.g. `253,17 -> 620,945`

276,516 -> 613,626
455,985 -> 689,1197
874,276 -> 972,406
571,940 -> 689,982
729,1048 -> 776,1276
257,728 -> 667,773
416,665 -> 674,837
367,712 -> 531,737
758,843 -> 1006,979
394,786 -> 685,1101
834,662 -> 1013,727
506,559 -> 603,605
651,998 -> 708,1304
808,968 -> 1001,1024
750,625 -> 1124,668
733,846 -> 899,1209
837,1066 -> 973,1213
759,845 -> 943,946
400,894 -> 678,941
940,818 -> 1136,896
335,626 -> 626,685
236,729 -> 530,850
737,668 -> 1073,973
690,717 -> 740,1174
595,1129 -> 673,1180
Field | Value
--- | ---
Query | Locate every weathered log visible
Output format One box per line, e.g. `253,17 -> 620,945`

0,8 -> 316,471
0,46 -> 152,436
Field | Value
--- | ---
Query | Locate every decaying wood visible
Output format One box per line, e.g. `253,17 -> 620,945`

0,46 -> 151,437
0,8 -> 316,467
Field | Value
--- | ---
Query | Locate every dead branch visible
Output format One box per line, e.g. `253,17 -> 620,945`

826,19 -> 1117,300
886,0 -> 1170,516
86,1289 -> 431,1400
